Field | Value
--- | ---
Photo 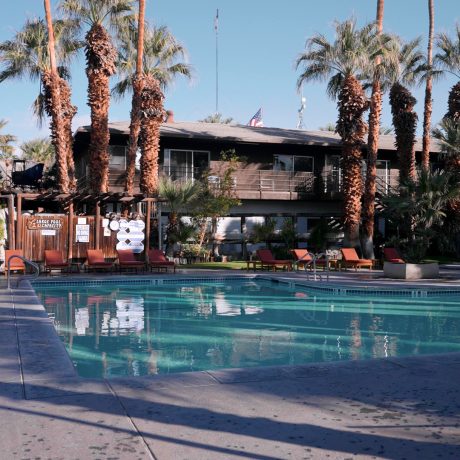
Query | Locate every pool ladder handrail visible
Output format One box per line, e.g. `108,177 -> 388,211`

307,252 -> 330,282
7,255 -> 40,289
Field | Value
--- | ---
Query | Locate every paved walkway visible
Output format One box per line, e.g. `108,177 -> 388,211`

1,270 -> 459,459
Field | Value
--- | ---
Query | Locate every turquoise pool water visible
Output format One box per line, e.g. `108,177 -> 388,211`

35,280 -> 460,379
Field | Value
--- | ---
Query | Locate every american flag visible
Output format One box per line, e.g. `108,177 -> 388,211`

248,108 -> 264,127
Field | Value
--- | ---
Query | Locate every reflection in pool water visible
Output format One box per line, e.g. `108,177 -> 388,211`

36,281 -> 460,379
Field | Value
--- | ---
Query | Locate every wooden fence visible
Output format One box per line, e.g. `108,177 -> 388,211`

18,214 -> 145,262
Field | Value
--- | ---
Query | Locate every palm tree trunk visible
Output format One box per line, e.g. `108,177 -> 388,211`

86,24 -> 117,194
43,0 -> 69,193
362,0 -> 384,259
139,75 -> 165,196
336,75 -> 370,249
126,0 -> 147,195
59,77 -> 77,191
422,0 -> 434,172
390,83 -> 418,184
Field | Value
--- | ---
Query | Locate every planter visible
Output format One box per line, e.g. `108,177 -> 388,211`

383,262 -> 439,280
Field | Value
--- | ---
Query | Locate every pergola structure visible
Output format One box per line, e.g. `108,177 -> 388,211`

0,191 -> 165,260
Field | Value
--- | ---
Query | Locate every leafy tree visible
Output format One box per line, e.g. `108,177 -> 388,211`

0,120 -> 17,160
192,150 -> 242,255
318,123 -> 335,132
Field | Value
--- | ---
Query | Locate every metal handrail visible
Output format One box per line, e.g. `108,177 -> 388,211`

307,252 -> 330,282
7,255 -> 40,289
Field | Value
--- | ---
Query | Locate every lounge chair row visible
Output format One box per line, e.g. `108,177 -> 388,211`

3,249 -> 176,274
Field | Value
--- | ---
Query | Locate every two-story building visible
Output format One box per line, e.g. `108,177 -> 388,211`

73,119 -> 440,254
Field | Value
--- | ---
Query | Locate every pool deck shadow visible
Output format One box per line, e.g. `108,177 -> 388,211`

0,272 -> 459,459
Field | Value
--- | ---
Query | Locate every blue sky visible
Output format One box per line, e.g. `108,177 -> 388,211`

1,0 -> 459,146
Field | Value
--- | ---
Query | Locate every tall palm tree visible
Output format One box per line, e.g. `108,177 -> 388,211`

296,19 -> 386,248
432,118 -> 460,169
113,23 -> 191,195
139,73 -> 165,195
422,0 -> 435,172
362,0 -> 385,259
387,38 -> 425,184
0,120 -> 17,160
435,24 -> 460,121
0,16 -> 80,191
44,0 -> 70,192
60,0 -> 134,193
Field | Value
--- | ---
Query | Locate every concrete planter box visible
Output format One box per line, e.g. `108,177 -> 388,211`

383,262 -> 439,280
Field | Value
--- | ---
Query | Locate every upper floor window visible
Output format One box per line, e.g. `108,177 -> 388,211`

109,145 -> 126,169
163,149 -> 210,181
274,155 -> 314,173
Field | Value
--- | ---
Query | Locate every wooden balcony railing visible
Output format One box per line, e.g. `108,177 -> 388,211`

77,167 -> 399,200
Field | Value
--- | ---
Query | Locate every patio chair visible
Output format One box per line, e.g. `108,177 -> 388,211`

147,249 -> 176,273
86,249 -> 114,272
256,249 -> 293,271
340,248 -> 373,270
44,250 -> 71,274
290,249 -> 328,271
383,247 -> 405,264
4,249 -> 26,274
116,249 -> 145,272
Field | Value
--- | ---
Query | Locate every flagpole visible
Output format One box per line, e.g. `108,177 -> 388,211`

215,9 -> 219,114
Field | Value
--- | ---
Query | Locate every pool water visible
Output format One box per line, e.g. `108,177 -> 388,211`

35,280 -> 460,379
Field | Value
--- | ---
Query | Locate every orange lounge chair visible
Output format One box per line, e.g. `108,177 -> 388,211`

383,247 -> 405,264
4,249 -> 25,274
86,249 -> 114,272
290,249 -> 328,270
340,248 -> 373,270
117,249 -> 145,272
147,249 -> 176,273
44,250 -> 70,274
256,249 -> 292,271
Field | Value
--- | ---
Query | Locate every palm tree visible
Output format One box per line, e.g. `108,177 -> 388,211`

20,138 -> 55,166
435,24 -> 460,121
158,177 -> 201,255
113,22 -> 191,195
296,19 -> 386,248
432,118 -> 460,169
199,113 -> 233,124
139,74 -> 165,195
60,0 -> 134,193
44,0 -> 70,192
0,16 -> 80,191
422,0 -> 435,172
0,120 -> 17,160
362,0 -> 385,259
387,38 -> 425,184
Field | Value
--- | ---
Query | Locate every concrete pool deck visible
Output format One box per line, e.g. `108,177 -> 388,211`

0,269 -> 459,459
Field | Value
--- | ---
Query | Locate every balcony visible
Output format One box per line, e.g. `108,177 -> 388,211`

78,166 -> 398,200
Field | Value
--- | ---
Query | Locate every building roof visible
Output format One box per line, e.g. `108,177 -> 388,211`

76,121 -> 442,153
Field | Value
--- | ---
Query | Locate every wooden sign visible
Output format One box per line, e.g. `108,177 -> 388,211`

26,216 -> 64,230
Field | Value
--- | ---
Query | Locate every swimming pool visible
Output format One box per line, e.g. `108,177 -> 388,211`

35,279 -> 460,378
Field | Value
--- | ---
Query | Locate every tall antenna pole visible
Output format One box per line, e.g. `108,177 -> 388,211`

297,86 -> 306,129
214,9 -> 219,114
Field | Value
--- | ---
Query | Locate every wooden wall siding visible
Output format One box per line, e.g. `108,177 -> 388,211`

20,214 -> 146,262
20,215 -> 68,262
